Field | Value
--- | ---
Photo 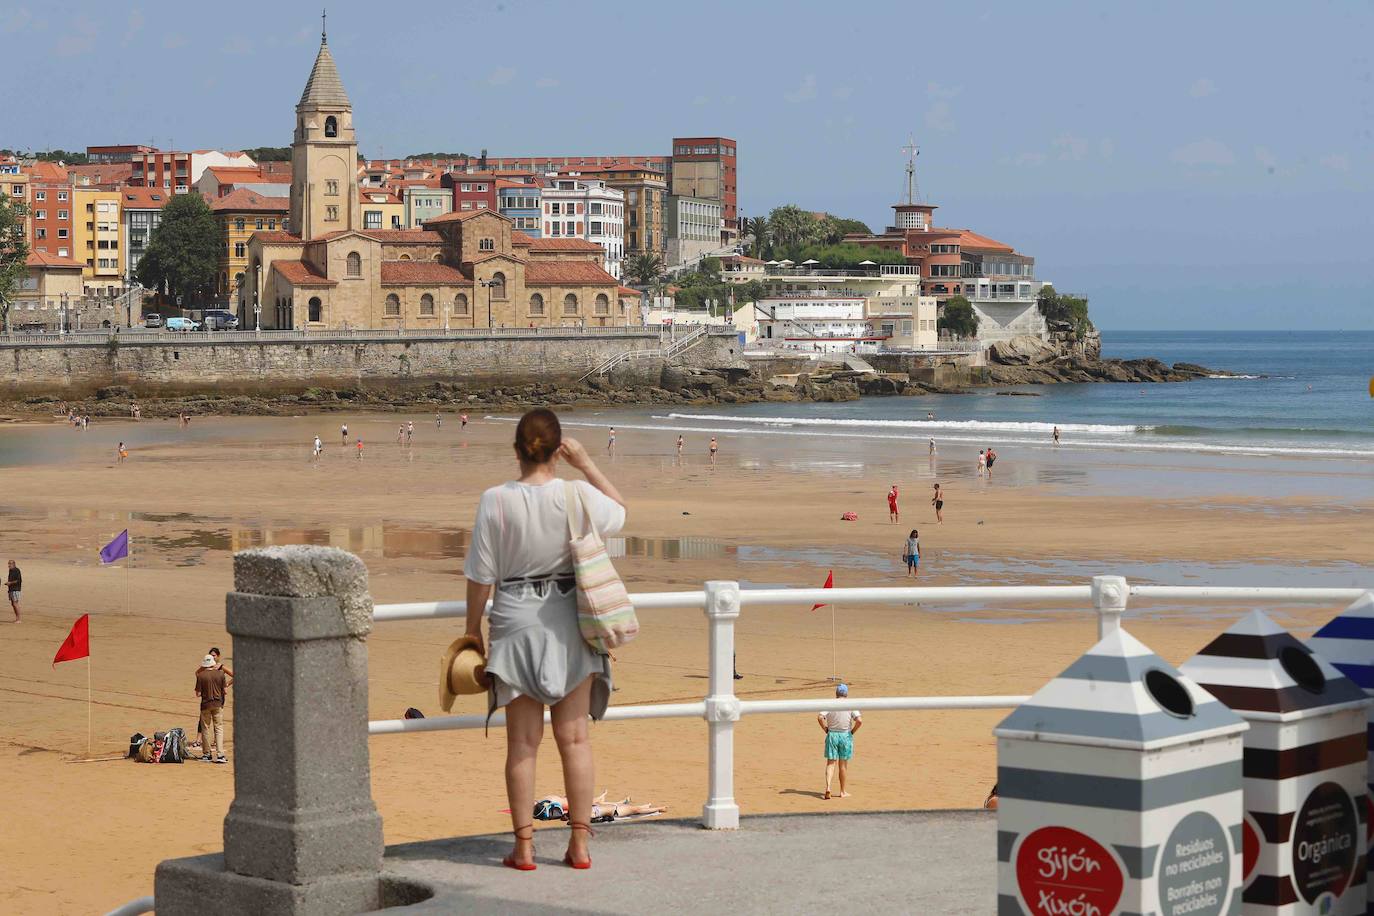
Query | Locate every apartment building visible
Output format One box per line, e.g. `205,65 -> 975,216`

196,163 -> 293,198
122,187 -> 170,280
441,172 -> 497,213
665,194 -> 721,269
401,184 -> 452,229
24,161 -> 74,259
570,163 -> 667,265
86,145 -> 155,163
670,137 -> 737,245
541,177 -> 625,279
211,188 -> 288,307
360,188 -> 405,231
73,184 -> 125,296
130,150 -> 254,193
497,181 -> 542,237
1,160 -> 29,242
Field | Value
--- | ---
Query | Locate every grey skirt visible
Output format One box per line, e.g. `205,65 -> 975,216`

486,577 -> 611,723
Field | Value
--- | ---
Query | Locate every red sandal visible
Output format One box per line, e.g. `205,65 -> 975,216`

563,821 -> 595,869
503,824 -> 537,871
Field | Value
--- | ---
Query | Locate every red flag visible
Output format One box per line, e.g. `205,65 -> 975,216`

811,571 -> 834,611
52,614 -> 90,667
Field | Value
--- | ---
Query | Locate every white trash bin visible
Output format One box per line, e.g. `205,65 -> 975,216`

1183,609 -> 1370,914
996,627 -> 1247,916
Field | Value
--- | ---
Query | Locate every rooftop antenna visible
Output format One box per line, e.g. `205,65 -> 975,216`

321,8 -> 327,43
901,136 -> 920,205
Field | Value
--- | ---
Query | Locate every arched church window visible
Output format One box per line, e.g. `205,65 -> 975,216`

346,252 -> 361,276
385,294 -> 400,316
308,297 -> 323,322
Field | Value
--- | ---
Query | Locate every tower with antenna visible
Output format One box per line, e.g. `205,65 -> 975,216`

891,136 -> 936,232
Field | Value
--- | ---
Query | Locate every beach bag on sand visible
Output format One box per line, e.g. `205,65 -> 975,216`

136,741 -> 155,763
565,481 -> 638,654
127,732 -> 147,759
161,727 -> 188,764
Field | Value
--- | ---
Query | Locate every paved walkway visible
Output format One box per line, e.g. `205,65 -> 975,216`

379,809 -> 996,914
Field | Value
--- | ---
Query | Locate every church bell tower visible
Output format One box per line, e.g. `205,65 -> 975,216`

290,17 -> 360,240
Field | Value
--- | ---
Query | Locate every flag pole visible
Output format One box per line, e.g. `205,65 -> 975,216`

125,531 -> 131,615
87,653 -> 92,758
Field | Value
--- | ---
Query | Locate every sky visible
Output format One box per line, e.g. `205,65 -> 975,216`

6,0 -> 1371,330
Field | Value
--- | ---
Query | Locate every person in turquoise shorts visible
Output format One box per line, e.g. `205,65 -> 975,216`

818,683 -> 862,799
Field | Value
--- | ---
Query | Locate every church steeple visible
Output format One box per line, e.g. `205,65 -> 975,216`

290,24 -> 359,240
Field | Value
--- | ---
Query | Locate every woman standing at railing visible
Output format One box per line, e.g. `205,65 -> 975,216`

463,408 -> 627,871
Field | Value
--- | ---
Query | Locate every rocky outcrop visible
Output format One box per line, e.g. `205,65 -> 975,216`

985,328 -> 1223,385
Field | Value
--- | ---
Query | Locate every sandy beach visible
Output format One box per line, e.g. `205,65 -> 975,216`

1,410 -> 1371,913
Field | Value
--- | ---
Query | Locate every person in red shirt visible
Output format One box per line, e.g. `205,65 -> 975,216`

887,485 -> 899,523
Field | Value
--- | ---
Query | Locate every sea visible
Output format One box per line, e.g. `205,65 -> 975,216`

600,330 -> 1374,460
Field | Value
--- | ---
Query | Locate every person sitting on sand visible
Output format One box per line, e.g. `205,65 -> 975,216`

819,683 -> 862,800
534,791 -> 668,823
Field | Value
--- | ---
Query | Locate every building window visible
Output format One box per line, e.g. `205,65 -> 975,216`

489,272 -> 506,299
235,242 -> 245,258
308,297 -> 323,322
325,116 -> 338,138
58,229 -> 68,239
420,293 -> 435,316
35,191 -> 45,201
479,238 -> 494,252
590,221 -> 603,236
454,293 -> 469,316
57,209 -> 68,219
326,180 -> 339,196
364,210 -> 381,229
35,210 -> 45,220
563,293 -> 578,315
252,218 -> 262,230
550,202 -> 560,215
594,293 -> 610,315
460,201 -> 473,211
528,293 -> 544,316
476,201 -> 486,209
326,206 -> 339,221
384,293 -> 401,316
346,251 -> 361,277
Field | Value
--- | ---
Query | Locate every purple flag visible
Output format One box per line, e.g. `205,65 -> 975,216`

99,529 -> 129,565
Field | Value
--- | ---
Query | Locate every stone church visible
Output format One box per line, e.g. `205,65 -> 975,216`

244,34 -> 632,331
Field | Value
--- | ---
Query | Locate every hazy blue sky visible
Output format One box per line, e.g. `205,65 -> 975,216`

6,1 -> 1371,329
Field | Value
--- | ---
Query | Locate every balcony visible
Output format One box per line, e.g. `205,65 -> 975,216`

763,264 -> 920,280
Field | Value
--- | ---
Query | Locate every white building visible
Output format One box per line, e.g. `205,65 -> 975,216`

964,276 -> 1050,343
666,194 -> 723,269
754,291 -> 938,353
541,176 -> 625,279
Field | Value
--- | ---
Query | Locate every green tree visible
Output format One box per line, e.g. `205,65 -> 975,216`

792,242 -> 905,270
0,192 -> 30,332
766,204 -> 817,256
938,295 -> 979,339
743,215 -> 771,258
697,256 -> 721,280
242,146 -> 291,162
136,193 -> 220,307
1036,285 -> 1093,338
735,279 -> 766,304
625,252 -> 664,287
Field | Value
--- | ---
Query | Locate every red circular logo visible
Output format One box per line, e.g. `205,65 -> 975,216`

1016,826 -> 1124,916
1242,817 -> 1260,882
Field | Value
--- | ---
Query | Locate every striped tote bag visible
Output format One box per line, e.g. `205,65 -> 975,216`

565,481 -> 638,654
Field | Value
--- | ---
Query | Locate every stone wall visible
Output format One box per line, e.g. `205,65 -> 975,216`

0,329 -> 740,398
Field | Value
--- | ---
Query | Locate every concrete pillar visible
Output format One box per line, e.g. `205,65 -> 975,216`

701,580 -> 741,830
1091,574 -> 1128,639
154,546 -> 384,915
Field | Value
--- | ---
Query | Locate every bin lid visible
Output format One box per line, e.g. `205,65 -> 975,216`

1308,592 -> 1374,695
1181,609 -> 1370,722
994,627 -> 1246,750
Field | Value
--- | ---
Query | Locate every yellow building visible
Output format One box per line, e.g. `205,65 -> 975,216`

575,163 -> 668,265
1,162 -> 31,243
72,183 -> 125,296
211,188 -> 288,308
360,188 -> 405,233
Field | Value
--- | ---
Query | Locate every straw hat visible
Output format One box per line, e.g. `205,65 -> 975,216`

439,635 -> 489,711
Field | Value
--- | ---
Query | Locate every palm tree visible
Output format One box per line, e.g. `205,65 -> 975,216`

767,205 -> 816,257
626,252 -> 664,287
743,215 -> 770,258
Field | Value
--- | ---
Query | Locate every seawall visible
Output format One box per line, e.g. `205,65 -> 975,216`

0,329 -> 741,398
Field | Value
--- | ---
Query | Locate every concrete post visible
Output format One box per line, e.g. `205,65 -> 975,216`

154,546 -> 384,915
1091,575 -> 1129,639
702,580 -> 741,830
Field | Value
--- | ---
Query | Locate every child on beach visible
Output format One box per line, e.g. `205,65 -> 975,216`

931,483 -> 944,523
436,413 -> 442,428
313,436 -> 323,461
341,423 -> 349,445
928,438 -> 936,456
117,442 -> 128,463
355,437 -> 364,459
887,485 -> 899,523
819,683 -> 861,800
976,450 -> 986,475
903,530 -> 920,577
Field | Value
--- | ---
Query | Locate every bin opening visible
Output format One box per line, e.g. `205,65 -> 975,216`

1144,669 -> 1194,718
1278,646 -> 1326,694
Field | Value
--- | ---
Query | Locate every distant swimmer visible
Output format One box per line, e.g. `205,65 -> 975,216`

926,412 -> 934,421
341,423 -> 349,445
709,436 -> 718,467
407,421 -> 415,444
1052,426 -> 1061,445
887,485 -> 900,523
931,483 -> 944,524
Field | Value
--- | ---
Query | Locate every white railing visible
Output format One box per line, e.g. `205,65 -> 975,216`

577,324 -> 709,381
0,326 -> 663,347
368,578 -> 1370,829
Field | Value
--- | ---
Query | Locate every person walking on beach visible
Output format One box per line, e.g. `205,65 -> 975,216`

709,436 -> 718,467
341,423 -> 349,445
928,438 -> 936,456
677,435 -> 684,459
903,530 -> 920,577
463,408 -> 627,871
976,450 -> 986,476
985,447 -> 998,475
355,437 -> 364,460
6,561 -> 21,622
819,684 -> 862,799
887,485 -> 900,523
195,654 -> 230,763
1052,426 -> 1060,445
461,413 -> 469,429
436,412 -> 442,429
607,427 -> 616,455
931,483 -> 944,523
313,435 -> 323,461
397,425 -> 405,445
117,442 -> 129,464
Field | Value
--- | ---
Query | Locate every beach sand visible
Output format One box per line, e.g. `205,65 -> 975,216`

0,412 -> 1370,913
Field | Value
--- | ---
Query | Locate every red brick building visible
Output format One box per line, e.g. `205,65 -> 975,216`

670,137 -> 737,244
24,161 -> 74,259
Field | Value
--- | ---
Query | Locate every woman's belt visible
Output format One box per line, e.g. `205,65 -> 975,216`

499,572 -> 575,586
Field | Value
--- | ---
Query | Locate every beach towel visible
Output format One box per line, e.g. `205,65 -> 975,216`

840,512 -> 858,521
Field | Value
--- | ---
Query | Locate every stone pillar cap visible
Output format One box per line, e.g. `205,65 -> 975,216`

233,546 -> 372,636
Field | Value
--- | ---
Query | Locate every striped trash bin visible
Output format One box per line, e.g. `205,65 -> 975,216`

1182,609 -> 1371,914
995,628 -> 1247,916
1309,592 -> 1374,916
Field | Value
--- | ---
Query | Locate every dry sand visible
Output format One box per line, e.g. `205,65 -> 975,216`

0,412 -> 1370,913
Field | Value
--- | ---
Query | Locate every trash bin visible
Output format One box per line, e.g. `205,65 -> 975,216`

1306,592 -> 1374,916
1182,609 -> 1370,914
996,628 -> 1247,916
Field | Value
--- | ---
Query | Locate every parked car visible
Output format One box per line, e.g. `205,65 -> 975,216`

143,314 -> 163,328
202,309 -> 240,331
165,317 -> 201,331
